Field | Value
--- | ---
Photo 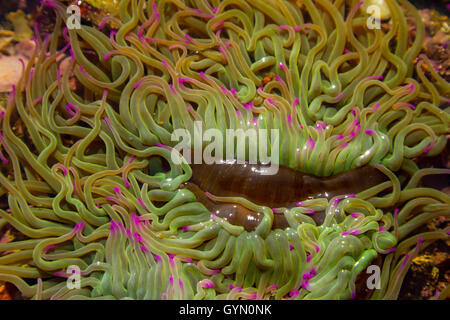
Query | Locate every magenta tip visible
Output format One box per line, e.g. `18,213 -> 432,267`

402,253 -> 410,266
424,143 -> 433,153
301,280 -> 309,290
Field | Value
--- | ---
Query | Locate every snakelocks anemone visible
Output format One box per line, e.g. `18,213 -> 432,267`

0,0 -> 449,300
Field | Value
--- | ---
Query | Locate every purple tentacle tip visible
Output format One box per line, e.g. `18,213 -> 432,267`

301,280 -> 309,290
332,198 -> 340,207
203,280 -> 214,289
424,143 -> 433,153
307,138 -> 315,149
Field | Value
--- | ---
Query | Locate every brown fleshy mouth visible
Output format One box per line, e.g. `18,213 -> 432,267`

183,162 -> 388,232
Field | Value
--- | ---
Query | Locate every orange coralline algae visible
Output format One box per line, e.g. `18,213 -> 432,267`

0,285 -> 11,300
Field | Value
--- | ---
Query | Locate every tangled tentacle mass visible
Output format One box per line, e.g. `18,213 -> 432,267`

0,0 -> 449,300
